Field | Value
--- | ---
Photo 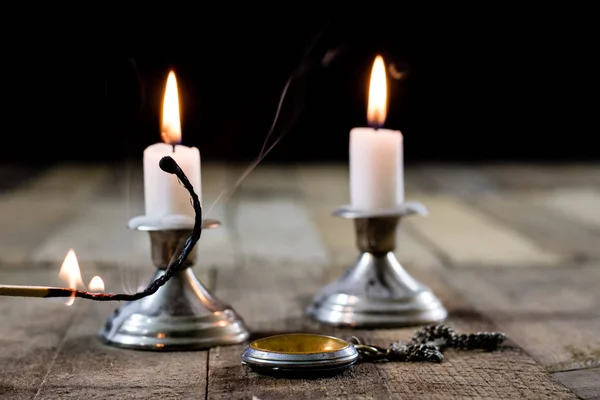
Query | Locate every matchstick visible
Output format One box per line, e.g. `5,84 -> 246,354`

0,285 -> 74,298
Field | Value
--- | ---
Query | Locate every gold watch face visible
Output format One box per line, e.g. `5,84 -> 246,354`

249,333 -> 350,354
242,333 -> 359,375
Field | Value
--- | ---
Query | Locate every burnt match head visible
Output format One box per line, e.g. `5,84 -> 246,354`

159,156 -> 179,174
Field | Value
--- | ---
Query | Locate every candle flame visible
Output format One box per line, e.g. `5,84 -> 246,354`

58,249 -> 84,306
88,276 -> 105,292
161,70 -> 182,145
367,55 -> 388,128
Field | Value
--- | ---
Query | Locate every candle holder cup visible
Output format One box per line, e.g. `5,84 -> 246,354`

306,202 -> 447,327
99,217 -> 250,350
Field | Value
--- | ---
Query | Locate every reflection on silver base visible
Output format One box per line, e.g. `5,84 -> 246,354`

307,203 -> 448,328
99,218 -> 250,350
306,252 -> 447,327
99,268 -> 250,350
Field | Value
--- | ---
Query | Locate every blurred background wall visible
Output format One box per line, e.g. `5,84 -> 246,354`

2,11 -> 595,165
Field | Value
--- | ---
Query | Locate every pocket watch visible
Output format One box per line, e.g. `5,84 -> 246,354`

241,325 -> 507,376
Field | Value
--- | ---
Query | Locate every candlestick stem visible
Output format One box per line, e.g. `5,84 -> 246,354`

355,216 -> 398,254
99,221 -> 249,350
306,203 -> 447,327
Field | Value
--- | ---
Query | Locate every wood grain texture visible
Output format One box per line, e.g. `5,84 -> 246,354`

0,165 -> 111,265
418,164 -> 506,196
31,199 -> 149,266
441,265 -> 600,372
486,163 -> 600,189
205,177 -> 576,399
553,367 -> 600,400
467,193 -> 600,263
207,266 -> 576,399
8,164 -> 110,202
0,271 -> 77,400
4,162 -> 600,399
0,198 -> 75,265
35,303 -> 209,399
534,188 -> 600,231
404,195 -> 562,267
16,266 -> 210,400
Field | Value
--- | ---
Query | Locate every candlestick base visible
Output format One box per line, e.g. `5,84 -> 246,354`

306,203 -> 447,328
99,218 -> 250,350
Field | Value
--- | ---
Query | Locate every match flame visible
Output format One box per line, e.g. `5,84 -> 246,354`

161,70 -> 182,145
88,276 -> 105,292
58,249 -> 84,306
367,55 -> 388,128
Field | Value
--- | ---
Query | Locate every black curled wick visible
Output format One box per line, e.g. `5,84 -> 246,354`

72,156 -> 202,301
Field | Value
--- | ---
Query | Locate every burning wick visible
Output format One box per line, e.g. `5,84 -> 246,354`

0,156 -> 202,302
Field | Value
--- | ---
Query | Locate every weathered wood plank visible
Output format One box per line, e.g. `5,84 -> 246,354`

88,160 -> 144,202
6,164 -> 110,202
231,165 -> 329,268
405,166 -> 443,195
486,163 -> 600,189
535,188 -> 600,231
207,182 -> 575,399
296,164 -> 356,268
418,164 -> 506,196
191,162 -> 239,269
207,264 -> 576,399
0,270 -> 80,400
232,197 -> 330,268
0,165 -> 112,265
441,265 -> 600,372
31,199 -> 149,267
29,266 -> 209,399
0,198 -> 75,265
5,161 -> 598,398
553,367 -> 600,400
236,162 -> 301,198
403,195 -> 562,267
468,193 -> 600,262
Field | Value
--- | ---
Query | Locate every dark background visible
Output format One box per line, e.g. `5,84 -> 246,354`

2,12 -> 596,165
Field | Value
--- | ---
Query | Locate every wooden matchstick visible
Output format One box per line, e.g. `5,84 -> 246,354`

0,285 -> 74,298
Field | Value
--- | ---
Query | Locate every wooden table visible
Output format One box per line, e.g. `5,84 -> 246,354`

1,162 -> 599,399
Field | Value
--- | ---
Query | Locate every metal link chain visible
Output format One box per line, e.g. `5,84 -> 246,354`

348,324 -> 507,363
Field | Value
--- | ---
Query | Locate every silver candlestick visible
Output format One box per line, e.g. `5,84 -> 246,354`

306,202 -> 447,327
99,218 -> 250,350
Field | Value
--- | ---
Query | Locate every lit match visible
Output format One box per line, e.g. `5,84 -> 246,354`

0,248 -> 106,303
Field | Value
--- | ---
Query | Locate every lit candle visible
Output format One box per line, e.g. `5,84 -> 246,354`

143,70 -> 202,218
349,55 -> 404,211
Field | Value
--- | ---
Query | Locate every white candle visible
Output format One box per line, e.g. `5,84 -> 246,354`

349,55 -> 404,211
143,70 -> 202,219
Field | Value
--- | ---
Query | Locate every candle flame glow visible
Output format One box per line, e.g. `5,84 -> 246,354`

161,70 -> 182,145
88,276 -> 105,292
58,249 -> 84,306
367,55 -> 388,128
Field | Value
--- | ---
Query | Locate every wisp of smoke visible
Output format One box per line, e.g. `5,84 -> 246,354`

203,22 -> 335,220
116,22 -> 348,293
